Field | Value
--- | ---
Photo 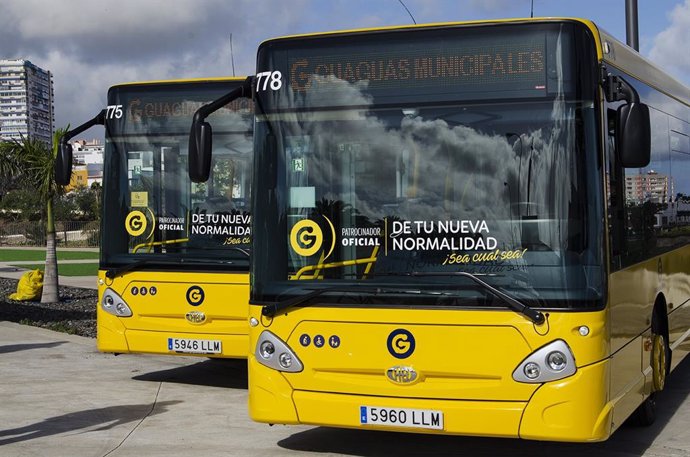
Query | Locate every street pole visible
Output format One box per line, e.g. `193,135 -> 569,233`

625,0 -> 640,51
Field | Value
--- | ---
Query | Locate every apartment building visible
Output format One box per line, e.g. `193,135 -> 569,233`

0,59 -> 54,144
625,169 -> 672,205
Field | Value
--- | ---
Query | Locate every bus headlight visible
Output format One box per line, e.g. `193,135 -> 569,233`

279,352 -> 293,369
101,288 -> 132,317
547,351 -> 568,371
259,341 -> 275,359
512,339 -> 576,383
523,362 -> 541,379
255,330 -> 303,373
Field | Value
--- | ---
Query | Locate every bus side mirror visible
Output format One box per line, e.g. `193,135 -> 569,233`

189,120 -> 212,183
55,142 -> 73,186
187,78 -> 253,183
617,102 -> 651,168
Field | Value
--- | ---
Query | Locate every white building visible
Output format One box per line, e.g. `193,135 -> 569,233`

72,139 -> 104,186
625,170 -> 672,205
72,138 -> 104,165
0,59 -> 54,144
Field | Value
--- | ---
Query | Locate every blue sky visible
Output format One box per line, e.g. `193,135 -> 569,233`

1,0 -> 689,130
308,0 -> 675,52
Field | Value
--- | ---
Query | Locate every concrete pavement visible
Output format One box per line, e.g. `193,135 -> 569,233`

1,321 -> 689,457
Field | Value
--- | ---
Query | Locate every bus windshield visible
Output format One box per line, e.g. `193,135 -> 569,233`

102,81 -> 253,271
252,22 -> 605,309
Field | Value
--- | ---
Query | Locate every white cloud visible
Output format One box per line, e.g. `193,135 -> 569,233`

42,49 -> 179,130
649,0 -> 690,82
3,0 -> 209,39
0,0 -> 310,128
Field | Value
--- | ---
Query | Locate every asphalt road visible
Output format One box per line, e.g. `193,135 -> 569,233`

0,321 -> 688,457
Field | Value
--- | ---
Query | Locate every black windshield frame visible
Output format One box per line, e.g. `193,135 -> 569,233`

251,21 -> 605,310
100,80 -> 254,273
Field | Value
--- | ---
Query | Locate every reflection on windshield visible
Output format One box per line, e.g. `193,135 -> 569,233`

256,76 -> 604,308
101,86 -> 253,269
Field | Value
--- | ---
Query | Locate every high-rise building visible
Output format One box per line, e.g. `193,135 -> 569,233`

0,59 -> 54,144
625,169 -> 672,205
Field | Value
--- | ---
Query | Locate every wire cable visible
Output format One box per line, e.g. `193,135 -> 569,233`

398,0 -> 417,24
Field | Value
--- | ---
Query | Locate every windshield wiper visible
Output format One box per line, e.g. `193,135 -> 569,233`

405,271 -> 545,324
262,286 -> 423,317
262,274 -> 544,324
178,246 -> 251,258
105,259 -> 151,279
226,247 -> 250,258
105,257 -> 239,280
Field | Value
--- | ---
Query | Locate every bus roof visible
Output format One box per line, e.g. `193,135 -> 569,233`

598,28 -> 690,108
109,76 -> 247,90
259,17 -> 602,55
260,17 -> 690,111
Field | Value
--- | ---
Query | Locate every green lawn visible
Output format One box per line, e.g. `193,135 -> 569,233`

10,263 -> 99,277
0,249 -> 99,262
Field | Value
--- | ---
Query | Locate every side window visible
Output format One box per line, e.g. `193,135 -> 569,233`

666,125 -> 690,247
622,107 -> 671,265
606,107 -> 626,271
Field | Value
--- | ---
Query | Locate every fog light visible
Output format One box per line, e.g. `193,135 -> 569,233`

524,362 -> 540,379
259,341 -> 275,359
249,317 -> 259,327
278,352 -> 293,369
578,326 -> 590,336
547,351 -> 567,371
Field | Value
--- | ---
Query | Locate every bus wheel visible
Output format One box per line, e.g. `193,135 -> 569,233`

632,392 -> 656,426
632,331 -> 669,426
651,333 -> 668,392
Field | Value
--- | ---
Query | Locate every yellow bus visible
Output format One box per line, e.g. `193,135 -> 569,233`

192,18 -> 690,441
57,77 -> 254,358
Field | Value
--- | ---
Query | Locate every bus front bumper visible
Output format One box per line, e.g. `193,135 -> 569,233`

249,358 -> 612,442
97,313 -> 248,359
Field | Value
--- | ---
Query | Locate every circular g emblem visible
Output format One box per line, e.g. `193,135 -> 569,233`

290,219 -> 323,257
387,329 -> 415,359
125,210 -> 147,236
186,286 -> 205,306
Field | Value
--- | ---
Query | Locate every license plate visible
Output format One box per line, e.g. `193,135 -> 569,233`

167,338 -> 222,354
360,406 -> 443,430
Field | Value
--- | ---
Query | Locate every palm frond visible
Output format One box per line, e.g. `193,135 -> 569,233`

6,129 -> 69,199
0,139 -> 24,178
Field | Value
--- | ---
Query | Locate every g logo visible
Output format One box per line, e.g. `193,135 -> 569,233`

387,329 -> 415,359
186,286 -> 205,306
290,219 -> 323,257
125,210 -> 147,236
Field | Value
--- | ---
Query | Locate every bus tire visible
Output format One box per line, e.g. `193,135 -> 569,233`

632,310 -> 670,427
632,392 -> 656,426
651,333 -> 669,392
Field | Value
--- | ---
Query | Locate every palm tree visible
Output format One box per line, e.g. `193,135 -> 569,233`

1,129 -> 68,303
0,139 -> 23,200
